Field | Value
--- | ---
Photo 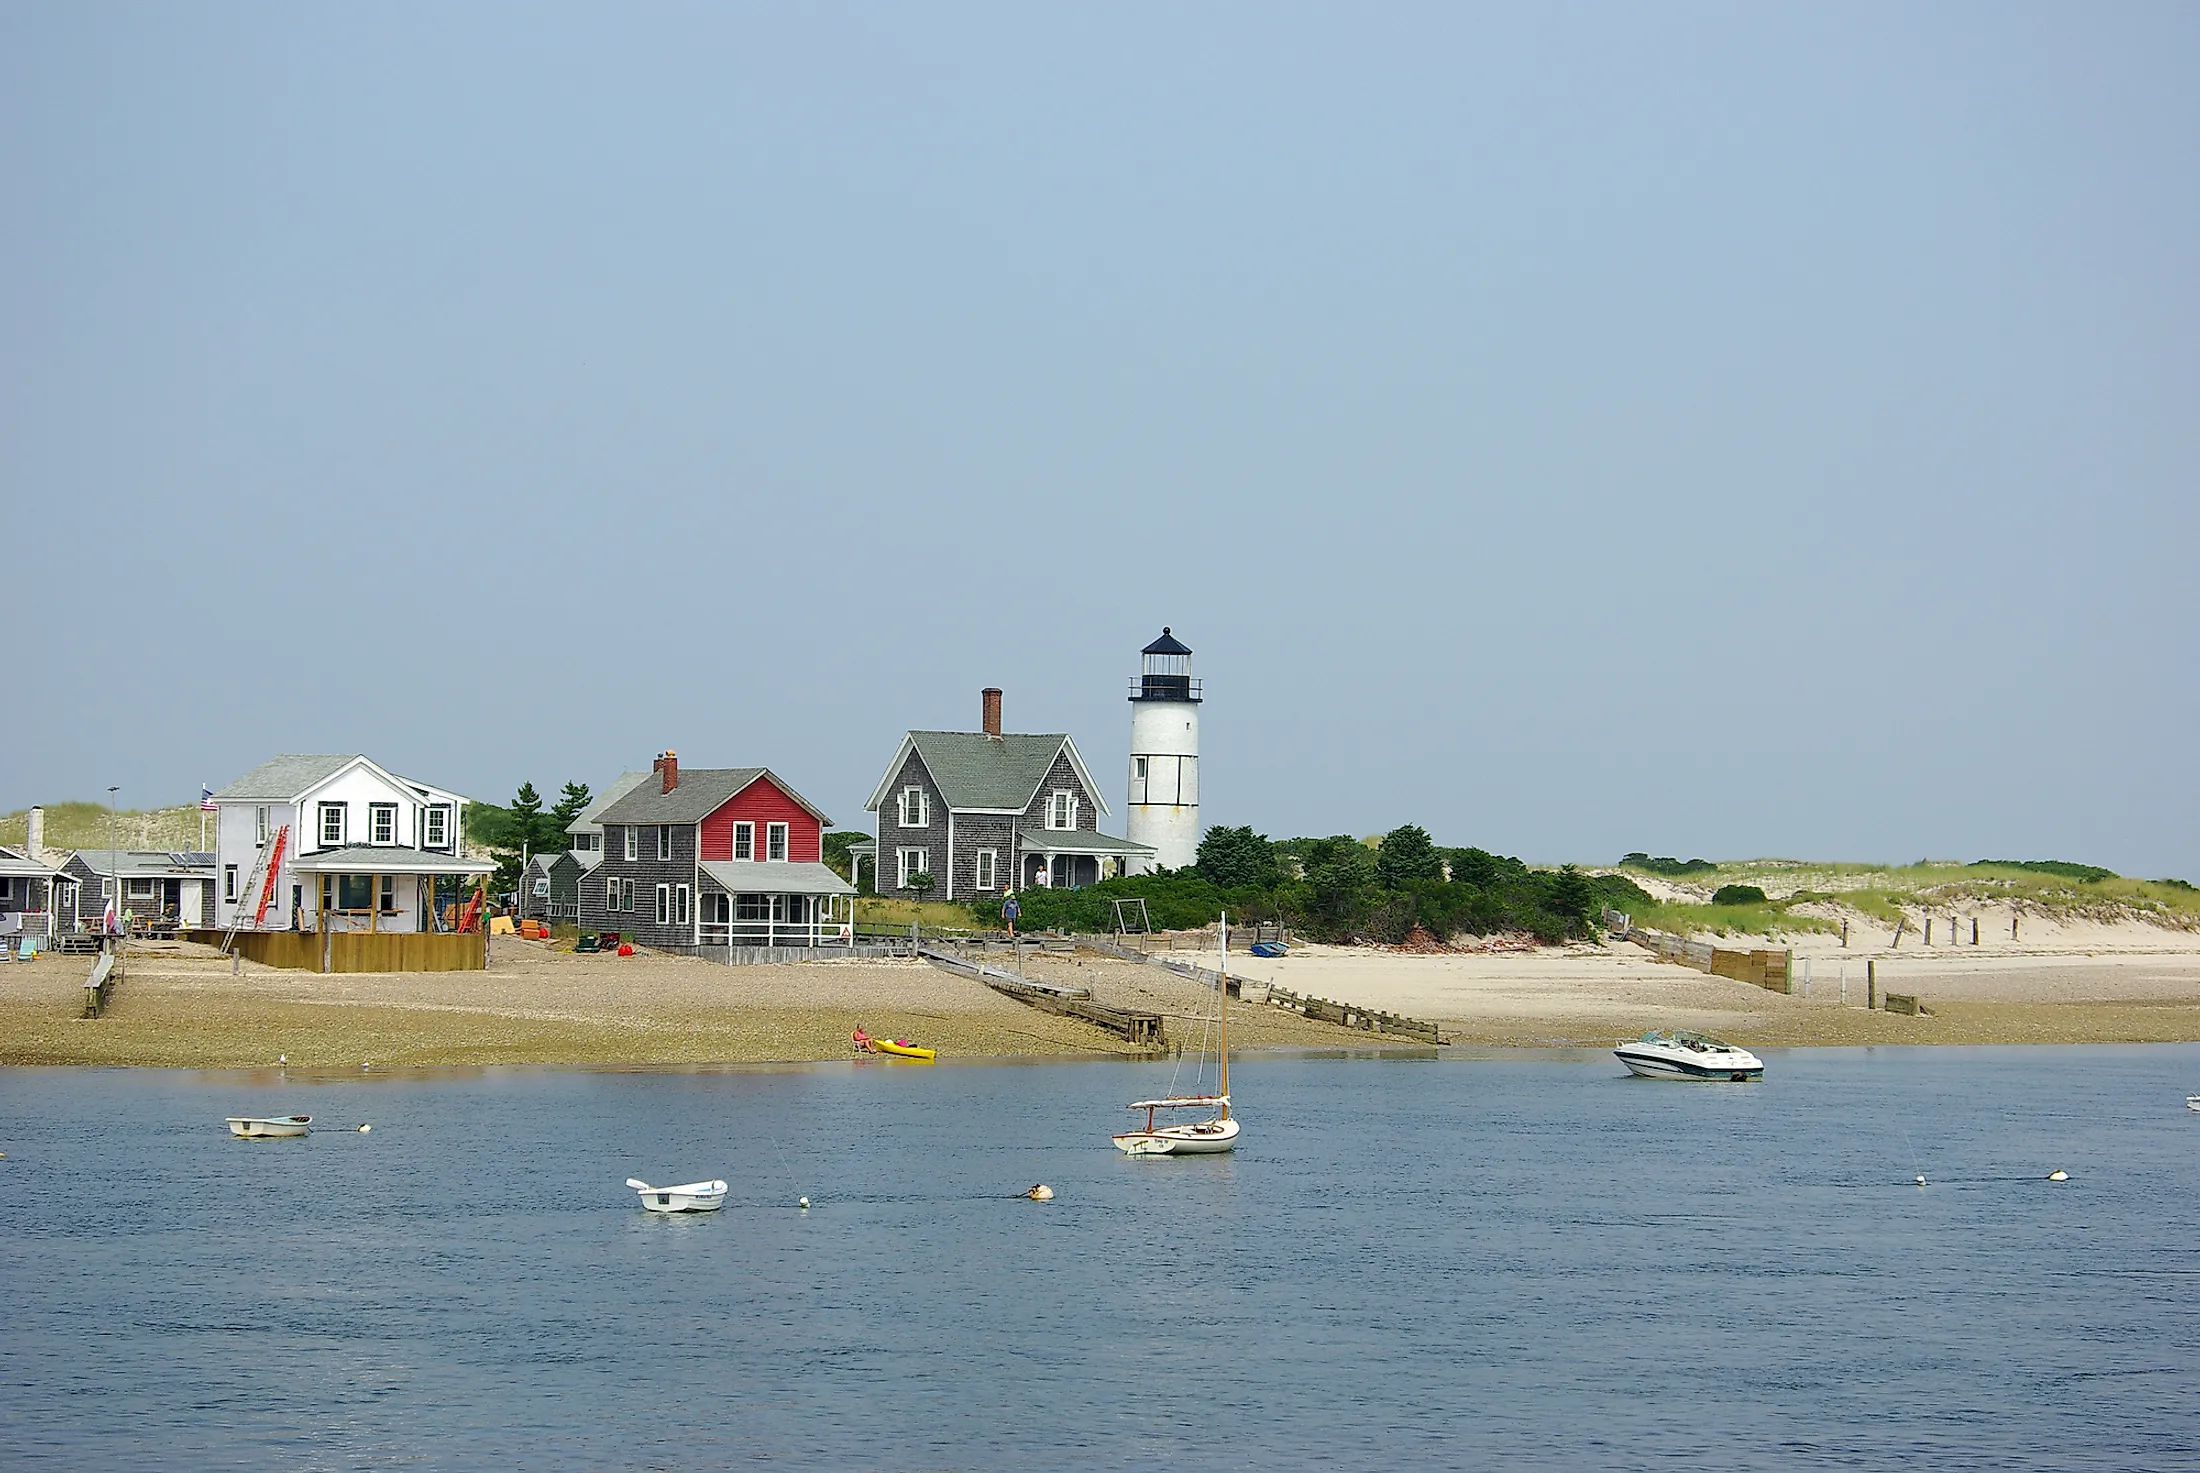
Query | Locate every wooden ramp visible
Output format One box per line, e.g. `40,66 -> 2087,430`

917,945 -> 1163,1048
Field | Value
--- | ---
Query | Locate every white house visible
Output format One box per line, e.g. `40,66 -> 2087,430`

211,754 -> 493,934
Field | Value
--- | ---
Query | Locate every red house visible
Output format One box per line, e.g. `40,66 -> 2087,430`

578,751 -> 856,951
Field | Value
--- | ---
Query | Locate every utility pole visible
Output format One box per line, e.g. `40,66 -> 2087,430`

107,785 -> 120,939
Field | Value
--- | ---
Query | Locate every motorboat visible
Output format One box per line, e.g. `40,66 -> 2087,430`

627,1177 -> 727,1213
226,1115 -> 312,1138
2186,1095 -> 2200,1113
1114,911 -> 1241,1155
1114,1096 -> 1242,1155
1614,1030 -> 1764,1081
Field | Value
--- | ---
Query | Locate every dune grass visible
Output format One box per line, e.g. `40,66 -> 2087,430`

0,802 -> 209,853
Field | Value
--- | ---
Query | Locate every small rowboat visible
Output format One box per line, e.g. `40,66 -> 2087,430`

870,1037 -> 934,1061
227,1115 -> 312,1138
627,1177 -> 727,1213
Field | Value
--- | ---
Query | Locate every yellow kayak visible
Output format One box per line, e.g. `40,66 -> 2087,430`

871,1037 -> 935,1061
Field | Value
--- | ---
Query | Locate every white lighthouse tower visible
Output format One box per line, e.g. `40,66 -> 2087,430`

1126,627 -> 1200,873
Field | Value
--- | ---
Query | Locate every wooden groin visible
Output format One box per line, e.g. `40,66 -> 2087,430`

1633,932 -> 1791,994
193,929 -> 487,973
918,946 -> 1164,1048
83,948 -> 122,1018
1261,983 -> 1443,1044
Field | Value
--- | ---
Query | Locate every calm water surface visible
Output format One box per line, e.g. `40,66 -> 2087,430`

3,1047 -> 2197,1470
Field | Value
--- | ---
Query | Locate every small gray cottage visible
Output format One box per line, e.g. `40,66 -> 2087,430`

864,689 -> 1153,902
520,850 -> 582,923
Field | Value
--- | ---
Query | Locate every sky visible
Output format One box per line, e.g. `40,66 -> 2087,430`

3,4 -> 2196,878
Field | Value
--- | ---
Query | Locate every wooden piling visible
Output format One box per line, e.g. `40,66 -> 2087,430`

1867,959 -> 1878,1010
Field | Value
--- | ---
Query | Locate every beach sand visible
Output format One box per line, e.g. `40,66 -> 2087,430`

6,923 -> 2198,1067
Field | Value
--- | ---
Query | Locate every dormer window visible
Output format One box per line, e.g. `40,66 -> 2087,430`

1047,791 -> 1077,830
898,787 -> 929,828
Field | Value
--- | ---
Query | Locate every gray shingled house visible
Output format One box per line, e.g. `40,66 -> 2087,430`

863,689 -> 1154,902
60,850 -> 218,932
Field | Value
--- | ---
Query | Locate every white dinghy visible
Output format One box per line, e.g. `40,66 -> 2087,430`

627,1177 -> 727,1214
227,1115 -> 312,1138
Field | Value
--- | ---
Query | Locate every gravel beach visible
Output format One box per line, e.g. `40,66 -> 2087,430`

6,924 -> 2198,1068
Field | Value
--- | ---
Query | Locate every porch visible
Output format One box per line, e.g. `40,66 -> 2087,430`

697,860 -> 858,948
1017,829 -> 1157,890
286,846 -> 497,934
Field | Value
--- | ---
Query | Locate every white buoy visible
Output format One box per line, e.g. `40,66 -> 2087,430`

278,1054 -> 287,1066
798,1196 -> 810,1210
1026,1184 -> 1054,1201
1915,1175 -> 1927,1186
358,1124 -> 372,1134
2047,1169 -> 2069,1182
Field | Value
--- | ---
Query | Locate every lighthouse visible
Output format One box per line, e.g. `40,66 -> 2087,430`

1125,627 -> 1200,873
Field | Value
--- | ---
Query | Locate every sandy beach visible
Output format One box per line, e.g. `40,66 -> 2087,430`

6,917 -> 2200,1067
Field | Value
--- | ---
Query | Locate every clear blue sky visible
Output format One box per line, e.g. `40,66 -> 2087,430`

4,4 -> 2195,878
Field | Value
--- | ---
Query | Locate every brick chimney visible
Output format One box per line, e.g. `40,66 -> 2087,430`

655,750 -> 679,793
981,688 -> 1003,738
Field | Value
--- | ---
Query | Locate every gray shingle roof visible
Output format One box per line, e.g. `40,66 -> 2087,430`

1015,828 -> 1156,855
595,768 -> 832,828
69,850 -> 218,878
212,755 -> 360,800
905,732 -> 1072,811
566,771 -> 652,833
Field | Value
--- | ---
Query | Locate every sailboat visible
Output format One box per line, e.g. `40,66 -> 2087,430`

1114,911 -> 1241,1156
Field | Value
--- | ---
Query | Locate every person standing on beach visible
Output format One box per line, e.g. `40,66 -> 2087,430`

1002,894 -> 1020,939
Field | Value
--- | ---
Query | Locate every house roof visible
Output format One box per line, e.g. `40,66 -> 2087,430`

566,772 -> 652,834
698,860 -> 856,897
211,754 -> 471,807
213,754 -> 358,800
0,848 -> 69,880
70,850 -> 218,878
596,768 -> 833,828
867,732 -> 1109,817
285,846 -> 495,875
1015,828 -> 1156,856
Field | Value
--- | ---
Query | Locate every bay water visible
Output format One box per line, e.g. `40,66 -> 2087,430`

3,1046 -> 2196,1470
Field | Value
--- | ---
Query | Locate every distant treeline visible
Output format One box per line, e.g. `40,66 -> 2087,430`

970,825 -> 1654,945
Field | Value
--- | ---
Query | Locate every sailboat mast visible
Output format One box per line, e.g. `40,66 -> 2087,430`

1218,910 -> 1229,1118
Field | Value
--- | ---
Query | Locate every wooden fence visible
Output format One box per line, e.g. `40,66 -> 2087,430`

205,930 -> 486,973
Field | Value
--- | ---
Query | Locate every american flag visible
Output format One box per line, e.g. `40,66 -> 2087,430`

200,785 -> 217,813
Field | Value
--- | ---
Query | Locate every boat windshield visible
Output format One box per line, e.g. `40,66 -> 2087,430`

1674,1031 -> 1735,1049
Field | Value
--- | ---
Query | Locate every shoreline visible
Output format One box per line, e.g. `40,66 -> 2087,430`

4,933 -> 2198,1069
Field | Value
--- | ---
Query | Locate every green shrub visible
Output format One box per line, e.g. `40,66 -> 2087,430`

1621,853 -> 1717,877
1970,859 -> 2116,883
1711,884 -> 1767,905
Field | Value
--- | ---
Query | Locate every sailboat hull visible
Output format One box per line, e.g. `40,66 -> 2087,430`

1114,1118 -> 1240,1156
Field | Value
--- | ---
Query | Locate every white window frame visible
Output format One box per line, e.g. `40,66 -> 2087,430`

1047,790 -> 1077,831
319,802 -> 347,847
899,787 -> 928,829
767,823 -> 788,862
897,848 -> 929,888
425,805 -> 449,850
655,884 -> 671,926
733,822 -> 754,861
657,825 -> 673,861
125,877 -> 157,901
624,827 -> 638,862
370,803 -> 397,846
975,849 -> 997,891
223,866 -> 238,903
255,806 -> 270,846
675,884 -> 691,926
0,877 -> 11,904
